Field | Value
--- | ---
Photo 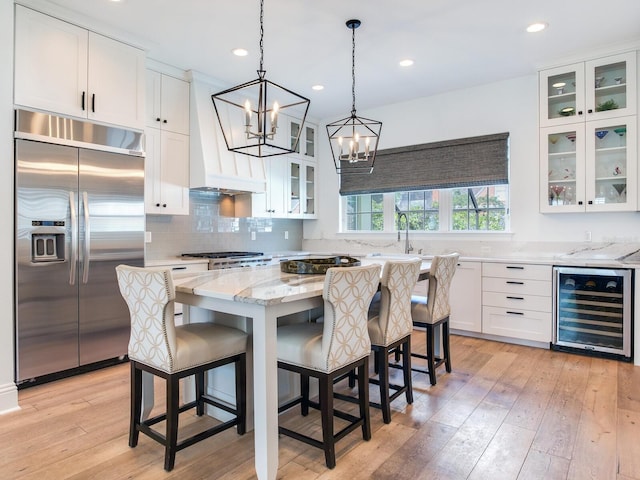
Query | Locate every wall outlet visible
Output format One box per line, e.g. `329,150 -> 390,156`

585,230 -> 592,242
144,231 -> 152,243
251,231 -> 256,241
284,231 -> 289,240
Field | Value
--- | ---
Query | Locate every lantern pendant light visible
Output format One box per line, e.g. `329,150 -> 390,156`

211,0 -> 310,158
326,19 -> 382,174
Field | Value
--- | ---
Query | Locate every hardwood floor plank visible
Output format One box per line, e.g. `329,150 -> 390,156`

517,449 -> 570,480
531,354 -> 591,459
616,409 -> 640,479
567,364 -> 618,479
618,361 -> 640,412
468,423 -> 536,480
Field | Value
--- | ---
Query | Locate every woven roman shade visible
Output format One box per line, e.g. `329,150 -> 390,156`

339,132 -> 509,195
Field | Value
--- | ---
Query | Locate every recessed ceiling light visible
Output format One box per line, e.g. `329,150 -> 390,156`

399,59 -> 414,67
232,48 -> 248,57
312,85 -> 324,91
526,22 -> 547,33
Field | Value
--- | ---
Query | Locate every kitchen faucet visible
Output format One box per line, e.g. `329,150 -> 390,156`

397,212 -> 413,254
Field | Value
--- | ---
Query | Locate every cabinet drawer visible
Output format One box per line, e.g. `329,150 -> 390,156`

482,263 -> 551,281
483,277 -> 552,296
482,291 -> 551,313
482,306 -> 551,342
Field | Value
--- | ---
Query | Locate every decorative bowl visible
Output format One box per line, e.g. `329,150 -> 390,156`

595,130 -> 608,140
595,76 -> 605,88
280,256 -> 361,274
614,127 -> 627,136
565,133 -> 576,142
548,135 -> 559,144
559,107 -> 575,116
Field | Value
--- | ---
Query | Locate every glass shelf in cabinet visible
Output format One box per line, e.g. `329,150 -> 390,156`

548,151 -> 576,157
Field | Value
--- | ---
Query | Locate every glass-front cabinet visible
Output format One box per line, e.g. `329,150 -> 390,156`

289,119 -> 317,159
287,160 -> 316,218
540,116 -> 637,212
539,52 -> 636,128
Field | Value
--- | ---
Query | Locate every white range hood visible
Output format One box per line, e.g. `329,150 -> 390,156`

188,70 -> 266,194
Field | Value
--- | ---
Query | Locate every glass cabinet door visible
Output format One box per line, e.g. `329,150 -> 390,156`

289,161 -> 300,214
585,116 -> 637,211
539,63 -> 585,127
304,125 -> 315,157
304,163 -> 315,216
290,120 -> 301,154
585,52 -> 637,121
540,125 -> 585,213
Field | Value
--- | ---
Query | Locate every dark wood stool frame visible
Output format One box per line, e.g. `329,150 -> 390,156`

129,353 -> 247,471
277,356 -> 371,469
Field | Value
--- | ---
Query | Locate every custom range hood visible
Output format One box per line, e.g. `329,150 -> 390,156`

188,70 -> 267,194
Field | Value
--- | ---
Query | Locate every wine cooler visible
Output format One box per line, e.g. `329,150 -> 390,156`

552,266 -> 633,361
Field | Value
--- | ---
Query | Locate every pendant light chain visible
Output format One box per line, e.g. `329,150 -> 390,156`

258,0 -> 265,78
351,23 -> 357,116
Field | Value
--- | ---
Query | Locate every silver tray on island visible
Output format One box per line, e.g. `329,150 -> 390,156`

280,256 -> 361,274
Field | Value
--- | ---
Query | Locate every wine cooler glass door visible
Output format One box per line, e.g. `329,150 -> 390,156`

553,266 -> 631,359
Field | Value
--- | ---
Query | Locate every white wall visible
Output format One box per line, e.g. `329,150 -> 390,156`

304,66 -> 640,250
0,0 -> 18,412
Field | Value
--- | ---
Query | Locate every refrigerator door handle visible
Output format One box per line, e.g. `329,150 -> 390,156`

69,191 -> 78,285
82,191 -> 91,284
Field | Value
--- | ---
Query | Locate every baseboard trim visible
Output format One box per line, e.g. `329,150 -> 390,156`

0,381 -> 19,414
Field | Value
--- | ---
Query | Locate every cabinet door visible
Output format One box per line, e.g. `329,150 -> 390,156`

539,124 -> 586,212
303,124 -> 316,158
449,261 -> 482,332
288,161 -> 301,216
87,32 -> 145,129
585,52 -> 637,121
160,74 -> 190,135
268,159 -> 288,217
303,162 -> 316,217
14,5 -> 88,118
585,116 -> 637,212
145,128 -> 189,215
145,70 -> 163,128
539,62 -> 585,128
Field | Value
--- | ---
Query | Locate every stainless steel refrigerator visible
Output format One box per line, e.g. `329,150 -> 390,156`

15,109 -> 145,385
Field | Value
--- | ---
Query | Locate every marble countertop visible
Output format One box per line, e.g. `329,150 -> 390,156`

174,258 -> 431,305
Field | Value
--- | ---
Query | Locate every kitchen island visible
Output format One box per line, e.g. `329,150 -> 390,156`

172,257 -> 431,480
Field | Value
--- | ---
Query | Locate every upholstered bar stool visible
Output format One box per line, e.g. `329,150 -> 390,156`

409,253 -> 459,385
276,264 -> 381,469
365,258 -> 422,423
116,265 -> 248,471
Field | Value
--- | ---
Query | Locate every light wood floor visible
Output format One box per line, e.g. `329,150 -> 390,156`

2,332 -> 640,480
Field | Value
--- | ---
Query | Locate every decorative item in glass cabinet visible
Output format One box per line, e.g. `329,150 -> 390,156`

596,99 -> 619,112
550,185 -> 565,204
211,0 -> 310,158
614,127 -> 626,136
595,76 -> 605,88
559,107 -> 575,117
614,77 -> 624,85
565,133 -> 576,142
326,19 -> 382,175
595,130 -> 608,140
612,183 -> 627,202
552,82 -> 566,95
549,135 -> 559,144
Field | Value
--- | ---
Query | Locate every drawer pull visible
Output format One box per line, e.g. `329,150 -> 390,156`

506,311 -> 524,315
506,266 -> 524,269
506,296 -> 524,300
172,266 -> 187,271
175,312 -> 183,316
506,281 -> 524,285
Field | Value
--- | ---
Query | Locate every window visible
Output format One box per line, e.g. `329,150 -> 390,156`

451,186 -> 508,231
343,185 -> 508,233
345,193 -> 384,231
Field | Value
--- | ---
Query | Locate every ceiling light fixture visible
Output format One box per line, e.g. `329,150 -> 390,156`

232,48 -> 248,57
526,22 -> 547,33
211,0 -> 310,158
326,19 -> 382,175
399,59 -> 414,67
312,85 -> 324,91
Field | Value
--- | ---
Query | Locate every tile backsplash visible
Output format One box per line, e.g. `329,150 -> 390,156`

145,190 -> 303,260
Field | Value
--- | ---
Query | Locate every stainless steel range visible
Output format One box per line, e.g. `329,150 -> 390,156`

181,251 -> 272,270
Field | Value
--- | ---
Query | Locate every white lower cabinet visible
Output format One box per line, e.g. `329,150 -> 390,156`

449,261 -> 482,332
481,262 -> 552,343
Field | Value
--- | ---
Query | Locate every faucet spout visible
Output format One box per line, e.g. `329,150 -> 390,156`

397,212 -> 413,254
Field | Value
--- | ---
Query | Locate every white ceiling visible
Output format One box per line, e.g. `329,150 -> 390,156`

28,0 -> 640,120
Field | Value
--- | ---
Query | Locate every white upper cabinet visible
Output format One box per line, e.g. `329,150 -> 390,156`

539,52 -> 636,128
145,70 -> 190,135
14,5 -> 145,130
288,117 -> 317,160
